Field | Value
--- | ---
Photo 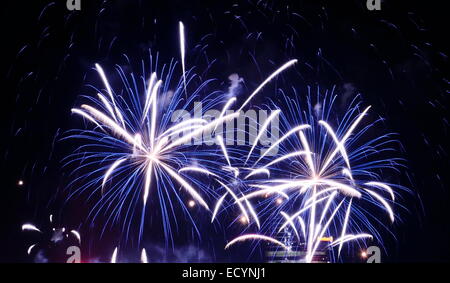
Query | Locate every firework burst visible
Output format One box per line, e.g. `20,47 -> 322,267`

226,87 -> 407,262
65,57 -> 240,244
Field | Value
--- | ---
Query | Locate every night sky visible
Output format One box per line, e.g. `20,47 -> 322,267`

0,0 -> 449,262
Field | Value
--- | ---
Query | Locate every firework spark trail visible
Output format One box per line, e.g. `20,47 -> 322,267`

227,91 -> 404,262
70,230 -> 81,244
111,247 -> 118,263
141,248 -> 148,263
108,247 -> 149,263
245,109 -> 281,164
179,21 -> 187,94
211,193 -> 228,223
238,59 -> 298,111
22,224 -> 42,233
27,244 -> 37,255
225,234 -> 289,250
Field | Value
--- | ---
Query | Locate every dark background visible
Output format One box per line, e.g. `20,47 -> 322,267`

0,0 -> 448,262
